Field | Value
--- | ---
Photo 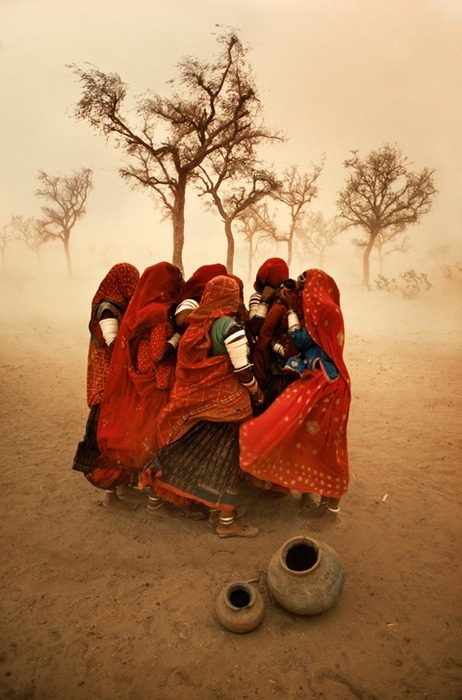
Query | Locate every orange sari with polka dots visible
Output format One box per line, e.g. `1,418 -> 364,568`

239,269 -> 351,500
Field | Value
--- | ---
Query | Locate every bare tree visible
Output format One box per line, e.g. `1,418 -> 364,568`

374,228 -> 412,274
196,155 -> 279,272
9,215 -> 49,271
268,162 -> 324,267
69,32 -> 282,272
35,169 -> 93,276
0,224 -> 14,274
295,211 -> 345,268
337,144 -> 437,286
235,202 -> 278,282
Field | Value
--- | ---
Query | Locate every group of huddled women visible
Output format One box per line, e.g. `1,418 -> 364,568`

73,257 -> 351,538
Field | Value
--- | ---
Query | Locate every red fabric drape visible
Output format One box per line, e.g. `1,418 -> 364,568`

253,257 -> 289,291
179,263 -> 227,302
86,262 -> 183,489
86,263 -> 140,408
157,275 -> 253,448
252,289 -> 304,388
240,269 -> 351,499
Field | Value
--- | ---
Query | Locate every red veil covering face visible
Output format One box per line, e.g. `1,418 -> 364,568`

254,257 -> 289,291
86,262 -> 183,489
156,275 -> 253,449
179,263 -> 227,302
240,269 -> 351,500
86,262 -> 140,408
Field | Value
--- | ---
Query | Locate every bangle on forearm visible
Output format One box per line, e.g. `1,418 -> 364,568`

287,310 -> 299,329
241,376 -> 259,394
256,301 -> 269,318
167,332 -> 181,350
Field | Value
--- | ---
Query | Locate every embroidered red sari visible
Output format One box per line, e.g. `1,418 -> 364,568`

240,269 -> 351,500
157,275 -> 252,447
86,262 -> 183,489
86,263 -> 140,408
151,275 -> 253,511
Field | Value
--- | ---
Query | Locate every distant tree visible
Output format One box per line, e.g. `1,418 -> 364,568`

337,144 -> 437,286
268,162 -> 324,267
9,215 -> 48,271
296,211 -> 345,268
69,32 -> 282,272
0,224 -> 14,274
35,168 -> 93,276
197,156 -> 279,272
234,202 -> 277,282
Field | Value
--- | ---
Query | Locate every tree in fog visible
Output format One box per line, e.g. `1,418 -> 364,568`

337,144 -> 437,287
235,202 -> 277,282
267,162 -> 324,267
196,153 -> 279,272
69,32 -> 281,272
0,224 -> 14,274
35,168 -> 93,276
9,215 -> 49,271
295,211 -> 345,268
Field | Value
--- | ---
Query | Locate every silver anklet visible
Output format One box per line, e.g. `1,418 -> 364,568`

327,506 -> 340,513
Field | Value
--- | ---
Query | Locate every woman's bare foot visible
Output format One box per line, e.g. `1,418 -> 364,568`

103,490 -> 130,510
116,484 -> 147,502
299,494 -> 327,519
215,520 -> 259,538
309,508 -> 341,533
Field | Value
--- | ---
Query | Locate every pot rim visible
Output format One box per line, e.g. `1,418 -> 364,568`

224,581 -> 256,610
279,535 -> 321,574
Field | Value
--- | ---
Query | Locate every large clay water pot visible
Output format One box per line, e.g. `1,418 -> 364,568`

267,536 -> 344,615
215,581 -> 265,633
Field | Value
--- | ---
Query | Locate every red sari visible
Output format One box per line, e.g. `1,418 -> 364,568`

240,269 -> 351,500
86,262 -> 183,490
86,263 -> 140,408
151,275 -> 253,511
179,263 -> 227,302
157,275 -> 252,447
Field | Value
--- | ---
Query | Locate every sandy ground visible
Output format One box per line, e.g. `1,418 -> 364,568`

1,273 -> 461,700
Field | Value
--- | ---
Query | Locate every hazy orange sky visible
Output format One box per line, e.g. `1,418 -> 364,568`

1,0 -> 461,281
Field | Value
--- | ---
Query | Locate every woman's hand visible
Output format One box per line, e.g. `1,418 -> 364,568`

278,288 -> 294,309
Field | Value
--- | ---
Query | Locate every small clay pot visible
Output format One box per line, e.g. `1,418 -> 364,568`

215,581 -> 265,633
267,536 -> 344,615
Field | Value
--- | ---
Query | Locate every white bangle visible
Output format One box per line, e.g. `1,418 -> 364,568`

99,317 -> 118,346
242,376 -> 259,394
256,301 -> 269,318
327,506 -> 340,513
167,332 -> 181,350
287,311 -> 299,329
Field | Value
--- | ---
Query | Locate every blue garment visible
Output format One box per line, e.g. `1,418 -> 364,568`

285,326 -> 339,381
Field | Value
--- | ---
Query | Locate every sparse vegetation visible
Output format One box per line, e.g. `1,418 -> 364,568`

441,261 -> 462,283
374,270 -> 432,298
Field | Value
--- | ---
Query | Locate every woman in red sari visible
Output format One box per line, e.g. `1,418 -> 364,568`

72,262 -> 140,476
240,269 -> 351,531
85,262 -> 183,508
144,275 -> 262,537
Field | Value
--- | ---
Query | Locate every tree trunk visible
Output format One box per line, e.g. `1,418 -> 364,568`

64,235 -> 72,277
225,219 -> 235,274
247,239 -> 253,285
362,235 -> 376,287
287,236 -> 293,269
171,177 -> 186,273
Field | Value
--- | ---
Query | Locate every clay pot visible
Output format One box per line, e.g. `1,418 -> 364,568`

267,536 -> 344,615
215,581 -> 265,633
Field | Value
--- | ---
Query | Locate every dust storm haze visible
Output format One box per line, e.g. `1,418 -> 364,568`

1,4 -> 462,698
1,0 -> 461,308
